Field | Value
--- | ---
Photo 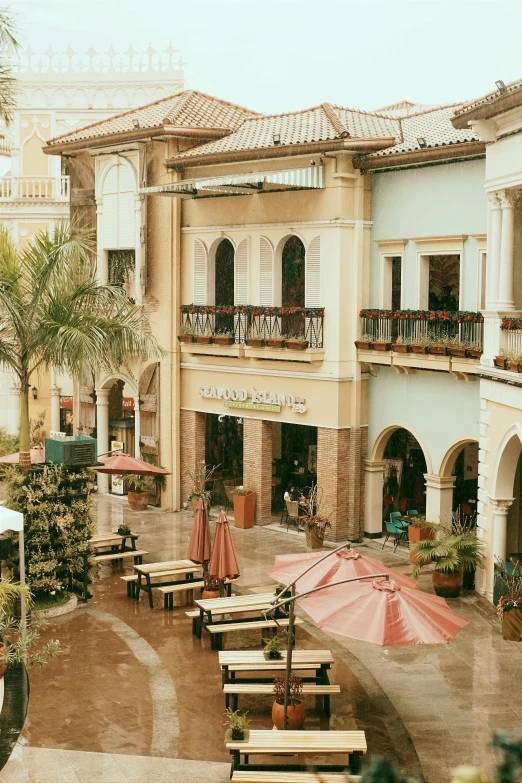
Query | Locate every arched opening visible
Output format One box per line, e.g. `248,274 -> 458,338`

382,428 -> 429,517
215,238 -> 235,334
281,236 -> 305,337
440,439 -> 479,523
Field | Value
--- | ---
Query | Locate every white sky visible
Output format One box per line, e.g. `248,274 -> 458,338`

13,0 -> 522,114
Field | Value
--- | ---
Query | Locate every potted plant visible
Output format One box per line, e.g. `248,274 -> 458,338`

263,634 -> 283,660
117,523 -> 132,536
494,558 -> 522,640
272,673 -> 305,730
178,323 -> 196,343
371,340 -> 392,351
285,333 -> 309,350
301,485 -> 332,549
392,337 -> 411,353
223,708 -> 250,742
355,334 -> 374,350
495,355 -> 507,370
409,336 -> 429,354
407,517 -> 438,564
124,474 -> 152,511
446,337 -> 467,358
202,573 -> 220,600
245,326 -> 265,348
193,328 -> 214,344
427,337 -> 448,356
411,526 -> 484,598
233,487 -> 256,529
185,460 -> 218,515
466,343 -> 483,360
213,330 -> 235,346
266,335 -> 285,348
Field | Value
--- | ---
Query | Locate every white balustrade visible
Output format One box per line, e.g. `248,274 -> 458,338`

0,176 -> 70,200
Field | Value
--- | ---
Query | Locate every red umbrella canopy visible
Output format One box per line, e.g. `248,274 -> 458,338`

300,577 -> 470,646
270,548 -> 417,593
90,453 -> 171,476
187,498 -> 210,565
208,511 -> 240,581
0,446 -> 45,465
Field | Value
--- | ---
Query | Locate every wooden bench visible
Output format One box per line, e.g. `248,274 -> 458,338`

207,617 -> 304,651
95,549 -> 148,566
223,682 -> 340,714
158,577 -> 239,610
232,776 -> 359,783
120,574 -> 139,598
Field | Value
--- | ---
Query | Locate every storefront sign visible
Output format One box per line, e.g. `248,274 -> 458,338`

122,397 -> 135,410
198,385 -> 307,414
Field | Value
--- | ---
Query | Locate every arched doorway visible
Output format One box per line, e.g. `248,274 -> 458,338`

282,236 -> 305,336
215,238 -> 235,334
440,439 -> 479,524
382,428 -> 428,517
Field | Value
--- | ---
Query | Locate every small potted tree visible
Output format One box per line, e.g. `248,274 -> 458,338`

411,526 -> 484,598
494,558 -> 522,641
263,634 -> 283,660
233,487 -> 256,528
185,460 -> 218,515
223,708 -> 250,742
272,673 -> 305,729
124,474 -> 152,511
202,573 -> 220,600
301,485 -> 332,549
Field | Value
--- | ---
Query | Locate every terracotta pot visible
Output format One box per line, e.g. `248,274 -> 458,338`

466,348 -> 482,360
393,343 -> 411,353
127,491 -> 149,511
213,336 -> 235,345
177,334 -> 194,343
508,360 -> 522,373
432,569 -> 463,598
266,339 -> 285,348
355,340 -> 372,350
286,340 -> 309,350
502,608 -> 522,641
408,524 -> 434,564
201,589 -> 220,600
0,642 -> 6,680
305,526 -> 325,549
246,338 -> 265,347
428,346 -> 447,356
233,492 -> 256,528
194,335 -> 212,344
372,342 -> 391,351
410,345 -> 427,354
272,699 -> 305,730
448,347 -> 467,358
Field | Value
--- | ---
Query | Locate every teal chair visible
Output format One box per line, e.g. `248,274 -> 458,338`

406,509 -> 419,516
382,516 -> 406,552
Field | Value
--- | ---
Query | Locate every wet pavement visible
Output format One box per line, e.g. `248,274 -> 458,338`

1,495 -> 521,782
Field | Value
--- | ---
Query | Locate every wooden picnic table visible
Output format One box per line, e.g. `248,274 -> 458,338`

195,592 -> 281,635
219,649 -> 334,685
226,729 -> 367,776
134,559 -> 202,609
91,531 -> 139,554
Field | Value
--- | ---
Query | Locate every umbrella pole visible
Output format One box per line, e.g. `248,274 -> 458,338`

282,583 -> 295,731
18,529 -> 26,628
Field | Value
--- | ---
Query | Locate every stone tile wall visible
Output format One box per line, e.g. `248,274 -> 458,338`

317,426 -> 366,541
243,418 -> 272,524
179,409 -> 206,504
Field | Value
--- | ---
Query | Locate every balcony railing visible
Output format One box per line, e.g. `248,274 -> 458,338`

0,176 -> 70,200
502,317 -> 522,355
180,305 -> 324,348
359,309 -> 483,353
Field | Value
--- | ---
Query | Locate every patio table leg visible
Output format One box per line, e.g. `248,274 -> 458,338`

349,751 -> 362,774
136,572 -> 143,600
146,574 -> 154,608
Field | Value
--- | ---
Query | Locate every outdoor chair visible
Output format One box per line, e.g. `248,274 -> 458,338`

407,509 -> 419,516
224,481 -> 236,513
280,498 -> 289,526
382,518 -> 407,553
285,499 -> 306,533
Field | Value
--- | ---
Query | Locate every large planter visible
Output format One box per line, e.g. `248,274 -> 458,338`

0,642 -> 6,680
408,525 -> 434,564
213,336 -> 235,346
177,334 -> 194,343
508,360 -> 522,373
286,340 -> 309,351
272,699 -> 305,730
372,342 -> 391,351
393,343 -> 411,353
194,335 -> 212,344
202,589 -> 220,600
466,348 -> 482,360
494,356 -> 507,370
502,607 -> 522,641
355,340 -> 372,350
428,346 -> 447,356
305,526 -> 325,550
266,339 -> 285,348
233,493 -> 256,528
432,569 -> 463,598
246,338 -> 265,348
127,491 -> 149,511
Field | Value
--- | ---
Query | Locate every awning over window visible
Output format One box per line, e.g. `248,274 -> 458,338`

139,165 -> 324,198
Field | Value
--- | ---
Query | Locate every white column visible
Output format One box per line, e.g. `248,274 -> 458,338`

134,194 -> 143,305
95,387 -> 110,494
49,367 -> 61,433
364,460 -> 385,537
486,192 -> 502,308
133,395 -> 141,458
424,474 -> 455,525
497,190 -> 518,310
96,200 -> 108,283
487,498 -> 513,601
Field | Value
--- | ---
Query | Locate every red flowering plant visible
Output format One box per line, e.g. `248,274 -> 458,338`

359,309 -> 395,320
501,318 -> 522,331
494,557 -> 522,619
299,484 -> 333,535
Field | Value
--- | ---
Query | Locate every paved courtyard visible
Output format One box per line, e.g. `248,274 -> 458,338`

1,495 -> 521,783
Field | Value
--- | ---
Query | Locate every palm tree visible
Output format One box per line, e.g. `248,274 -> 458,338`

0,8 -> 19,125
0,222 -> 164,469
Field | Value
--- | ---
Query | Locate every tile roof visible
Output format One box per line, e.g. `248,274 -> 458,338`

454,77 -> 522,118
46,90 -> 260,147
366,104 -> 478,158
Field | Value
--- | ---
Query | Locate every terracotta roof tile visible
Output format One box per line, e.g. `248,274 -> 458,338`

454,77 -> 522,117
47,90 -> 259,147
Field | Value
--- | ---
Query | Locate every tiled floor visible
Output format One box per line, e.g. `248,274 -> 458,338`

1,495 -> 521,782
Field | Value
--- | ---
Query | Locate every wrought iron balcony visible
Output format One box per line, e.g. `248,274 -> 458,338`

179,304 -> 324,349
358,309 -> 483,358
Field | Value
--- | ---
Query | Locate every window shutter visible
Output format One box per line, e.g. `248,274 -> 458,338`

305,235 -> 321,307
193,239 -> 207,304
259,237 -> 273,306
234,238 -> 249,305
101,163 -> 136,249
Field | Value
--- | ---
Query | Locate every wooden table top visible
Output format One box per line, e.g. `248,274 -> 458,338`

226,729 -> 367,753
134,559 -> 201,575
196,593 -> 276,614
91,532 -> 138,544
219,650 -> 334,668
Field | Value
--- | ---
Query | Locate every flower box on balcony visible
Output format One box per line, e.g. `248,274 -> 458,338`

246,338 -> 266,348
372,342 -> 391,351
266,339 -> 285,348
410,345 -> 427,354
178,334 -> 194,343
508,360 -> 522,373
194,335 -> 213,344
448,347 -> 467,358
355,340 -> 373,350
392,343 -> 410,353
427,346 -> 447,356
285,339 -> 309,350
466,348 -> 482,360
494,356 -> 507,370
213,335 -> 235,346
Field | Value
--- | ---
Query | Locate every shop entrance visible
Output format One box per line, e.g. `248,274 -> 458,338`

273,422 -> 317,505
205,413 -> 243,504
107,380 -> 135,496
383,428 -> 428,516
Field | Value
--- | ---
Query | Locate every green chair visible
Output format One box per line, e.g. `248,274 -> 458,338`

407,509 -> 419,516
382,517 -> 406,552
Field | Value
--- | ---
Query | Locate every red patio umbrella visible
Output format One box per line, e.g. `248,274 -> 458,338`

90,452 -> 171,476
208,510 -> 240,593
187,497 -> 210,565
300,576 -> 470,646
0,445 -> 45,465
270,547 -> 417,593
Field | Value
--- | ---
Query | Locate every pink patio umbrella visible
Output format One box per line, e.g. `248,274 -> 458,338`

208,510 -> 240,594
90,452 -> 171,476
299,576 -> 470,646
270,547 -> 417,594
0,445 -> 45,465
187,497 -> 210,565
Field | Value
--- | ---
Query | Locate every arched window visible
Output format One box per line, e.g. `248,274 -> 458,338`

215,238 -> 235,333
282,236 -> 306,308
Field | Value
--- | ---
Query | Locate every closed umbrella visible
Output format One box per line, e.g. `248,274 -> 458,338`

301,576 -> 470,646
187,497 -> 210,565
208,510 -> 240,595
270,547 -> 417,593
90,452 -> 171,476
